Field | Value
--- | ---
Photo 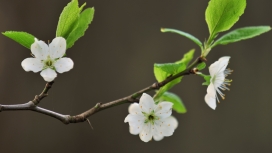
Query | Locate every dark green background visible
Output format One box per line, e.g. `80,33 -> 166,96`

0,0 -> 271,153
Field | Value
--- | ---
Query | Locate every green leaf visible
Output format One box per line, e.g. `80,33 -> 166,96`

159,92 -> 187,113
197,62 -> 206,70
154,63 -> 186,82
176,49 -> 195,66
154,62 -> 186,99
196,72 -> 211,86
79,3 -> 86,12
56,0 -> 80,38
161,28 -> 202,49
153,49 -> 195,99
66,8 -> 95,48
2,31 -> 35,49
205,0 -> 246,38
155,79 -> 182,100
212,26 -> 271,47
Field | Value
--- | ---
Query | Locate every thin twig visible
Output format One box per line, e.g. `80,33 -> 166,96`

32,81 -> 54,105
0,57 -> 204,124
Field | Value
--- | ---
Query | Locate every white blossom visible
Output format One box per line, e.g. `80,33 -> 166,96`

124,93 -> 178,142
205,56 -> 233,110
21,37 -> 73,82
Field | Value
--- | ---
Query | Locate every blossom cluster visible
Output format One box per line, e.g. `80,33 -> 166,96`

21,37 -> 232,142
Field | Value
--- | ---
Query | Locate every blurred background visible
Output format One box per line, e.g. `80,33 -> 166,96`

0,0 -> 271,153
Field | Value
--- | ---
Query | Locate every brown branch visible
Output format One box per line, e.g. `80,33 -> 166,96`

32,81 -> 54,105
0,57 -> 205,124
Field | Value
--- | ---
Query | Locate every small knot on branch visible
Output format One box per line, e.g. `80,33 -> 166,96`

95,103 -> 101,108
151,82 -> 160,89
190,68 -> 199,74
199,56 -> 207,62
32,95 -> 42,105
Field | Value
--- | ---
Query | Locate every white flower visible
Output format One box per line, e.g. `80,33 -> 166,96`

205,56 -> 233,110
124,93 -> 178,142
21,37 -> 74,82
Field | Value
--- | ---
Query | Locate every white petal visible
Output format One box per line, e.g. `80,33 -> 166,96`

213,72 -> 224,88
40,68 -> 57,82
209,56 -> 230,77
153,134 -> 164,141
129,126 -> 142,135
217,56 -> 230,73
49,37 -> 66,59
128,103 -> 142,115
154,117 -> 177,137
21,58 -> 43,72
168,116 -> 178,129
139,93 -> 155,113
155,102 -> 173,119
139,123 -> 153,142
205,93 -> 216,110
54,58 -> 74,73
124,114 -> 145,127
31,38 -> 49,60
207,83 -> 216,95
209,60 -> 220,77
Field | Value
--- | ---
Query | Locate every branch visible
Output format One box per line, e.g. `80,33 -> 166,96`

0,57 -> 205,124
32,81 -> 54,105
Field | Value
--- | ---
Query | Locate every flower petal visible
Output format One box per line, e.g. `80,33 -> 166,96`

40,68 -> 57,82
31,38 -> 49,60
154,116 -> 178,137
217,56 -> 230,73
129,126 -> 142,135
206,83 -> 216,95
139,93 -> 155,113
54,58 -> 74,73
139,123 -> 153,142
128,103 -> 142,115
124,114 -> 145,127
153,134 -> 164,141
49,37 -> 66,59
209,56 -> 230,77
155,102 -> 173,119
213,72 -> 225,88
168,116 -> 178,130
209,60 -> 220,77
205,93 -> 216,110
21,58 -> 43,72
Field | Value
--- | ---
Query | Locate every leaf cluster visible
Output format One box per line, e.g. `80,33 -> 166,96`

2,0 -> 94,50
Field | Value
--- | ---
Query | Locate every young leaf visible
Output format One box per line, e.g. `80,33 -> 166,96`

154,63 -> 186,82
196,72 -> 211,86
205,0 -> 246,38
153,49 -> 194,99
196,62 -> 206,70
66,8 -> 95,48
212,26 -> 271,48
176,49 -> 195,66
161,28 -> 202,49
159,92 -> 187,113
155,79 -> 182,100
56,0 -> 80,38
2,31 -> 35,49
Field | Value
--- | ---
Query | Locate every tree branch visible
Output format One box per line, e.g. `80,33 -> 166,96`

0,57 -> 205,124
32,81 -> 54,105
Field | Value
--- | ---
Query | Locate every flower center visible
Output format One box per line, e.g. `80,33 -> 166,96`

148,115 -> 155,121
46,60 -> 53,66
143,111 -> 158,125
43,56 -> 55,69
